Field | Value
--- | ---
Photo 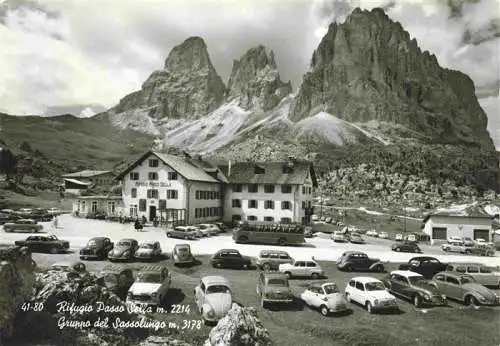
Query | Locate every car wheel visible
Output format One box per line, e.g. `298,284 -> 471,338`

184,235 -> 189,240
50,247 -> 58,254
262,263 -> 271,271
395,247 -> 401,252
285,271 -> 292,279
311,273 -> 320,280
239,236 -> 248,244
465,250 -> 471,255
466,295 -> 479,307
366,302 -> 373,314
216,263 -> 222,268
320,305 -> 329,316
166,233 -> 172,238
243,263 -> 249,270
376,265 -> 384,273
413,295 -> 422,308
278,238 -> 287,246
345,293 -> 351,303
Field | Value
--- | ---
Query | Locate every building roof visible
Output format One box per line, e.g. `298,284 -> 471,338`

218,160 -> 318,187
423,213 -> 493,223
114,150 -> 221,183
64,178 -> 93,186
62,170 -> 112,178
76,195 -> 122,200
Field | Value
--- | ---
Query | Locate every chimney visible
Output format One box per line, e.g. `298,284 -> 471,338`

228,160 -> 231,177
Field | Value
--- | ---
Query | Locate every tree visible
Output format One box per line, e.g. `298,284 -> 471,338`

0,148 -> 17,180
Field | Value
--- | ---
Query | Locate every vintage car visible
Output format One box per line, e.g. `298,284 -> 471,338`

394,233 -> 404,241
445,263 -> 500,288
134,241 -> 162,261
126,264 -> 171,307
172,243 -> 196,265
166,226 -> 197,240
398,256 -> 448,279
304,227 -> 313,238
3,219 -> 43,233
332,231 -> 349,242
432,272 -> 500,306
300,282 -> 349,316
196,224 -> 218,236
345,277 -> 398,313
255,249 -> 293,271
470,243 -> 496,257
391,241 -> 422,253
257,272 -> 293,308
278,257 -> 324,279
378,232 -> 389,239
447,236 -> 463,243
441,241 -> 474,254
108,238 -> 139,262
50,261 -> 87,274
98,265 -> 135,299
194,276 -> 233,324
186,226 -> 204,238
381,270 -> 446,307
349,233 -> 365,244
214,222 -> 227,232
14,234 -> 70,254
80,237 -> 114,260
366,230 -> 379,237
325,217 -> 333,223
336,251 -> 384,273
210,249 -> 252,269
47,208 -> 62,215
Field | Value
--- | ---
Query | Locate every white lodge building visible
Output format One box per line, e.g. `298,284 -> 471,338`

220,160 -> 318,225
422,214 -> 493,245
115,151 -> 226,225
115,150 -> 317,226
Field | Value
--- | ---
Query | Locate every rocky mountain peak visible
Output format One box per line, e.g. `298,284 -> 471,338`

164,36 -> 213,73
227,45 -> 292,111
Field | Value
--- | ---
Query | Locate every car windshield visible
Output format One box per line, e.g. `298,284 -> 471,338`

460,276 -> 475,284
206,285 -> 230,294
408,276 -> 427,284
118,240 -> 131,247
140,243 -> 154,249
86,240 -> 98,247
365,282 -> 386,291
137,273 -> 162,283
428,259 -> 440,264
176,247 -> 189,253
267,279 -> 287,286
323,284 -> 339,294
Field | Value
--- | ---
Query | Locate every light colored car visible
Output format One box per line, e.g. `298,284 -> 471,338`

300,282 -> 349,316
349,233 -> 365,244
447,236 -> 463,243
366,230 -> 378,237
196,224 -> 218,236
194,276 -> 233,324
378,232 -> 389,239
257,272 -> 293,308
134,241 -> 162,261
441,241 -> 473,254
311,214 -> 319,221
126,264 -> 171,307
255,249 -> 293,271
166,226 -> 197,240
172,244 -> 195,265
344,277 -> 398,313
3,219 -> 43,233
332,231 -> 349,243
47,208 -> 62,215
446,263 -> 500,288
279,257 -> 324,279
432,272 -> 499,306
50,261 -> 86,273
186,226 -> 204,238
395,233 -> 403,241
325,217 -> 332,223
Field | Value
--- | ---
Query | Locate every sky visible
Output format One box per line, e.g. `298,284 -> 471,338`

0,0 -> 498,148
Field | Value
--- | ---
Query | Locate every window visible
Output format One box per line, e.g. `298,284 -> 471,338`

159,199 -> 166,211
480,267 -> 492,273
305,261 -> 316,267
196,191 -> 200,199
254,166 -> 265,174
281,201 -> 291,210
149,159 -> 159,167
247,184 -> 258,193
167,190 -> 178,199
232,199 -> 241,208
131,188 -> 137,198
301,201 -> 306,209
434,274 -> 444,281
281,184 -> 292,193
129,172 -> 139,180
302,186 -> 306,194
432,227 -> 447,240
195,208 -> 199,218
232,215 -> 242,222
264,200 -> 274,209
248,200 -> 258,209
247,216 -> 257,221
467,266 -> 479,273
456,266 -> 466,273
91,201 -> 97,213
148,172 -> 158,180
233,184 -> 242,192
281,217 -> 292,224
264,216 -> 274,222
168,172 -> 178,180
139,199 -> 146,212
446,276 -> 460,285
295,261 -> 305,267
147,189 -> 158,199
355,282 -> 364,291
107,201 -> 116,213
349,280 -> 355,287
264,184 -> 275,193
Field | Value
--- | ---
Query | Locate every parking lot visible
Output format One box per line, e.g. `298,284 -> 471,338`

2,214 -> 500,346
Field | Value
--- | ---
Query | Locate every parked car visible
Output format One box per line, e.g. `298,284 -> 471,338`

80,237 -> 114,260
462,237 -> 475,246
186,226 -> 204,238
304,226 -> 313,238
166,226 -> 197,240
172,244 -> 196,265
312,214 -> 319,221
197,224 -> 218,236
447,236 -> 463,243
332,231 -> 349,242
47,208 -> 62,215
391,241 -> 422,253
344,277 -> 398,313
349,233 -> 365,244
432,272 -> 500,306
98,265 -> 135,299
127,264 -> 171,307
404,234 -> 419,243
14,234 -> 70,254
3,219 -> 43,233
210,249 -> 252,269
278,257 -> 324,279
255,249 -> 293,271
445,263 -> 500,288
441,241 -> 473,254
381,270 -> 446,307
0,212 -> 12,225
31,209 -> 52,222
50,261 -> 87,274
108,239 -> 139,262
214,222 -> 227,232
366,230 -> 378,237
470,243 -> 496,257
194,276 -> 233,324
320,216 -> 326,222
257,272 -> 293,308
398,256 -> 448,279
378,232 -> 389,239
336,251 -> 384,273
134,241 -> 162,261
394,233 -> 404,241
300,282 -> 349,316
325,217 -> 332,223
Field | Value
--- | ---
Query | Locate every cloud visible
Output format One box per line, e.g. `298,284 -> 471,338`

0,0 -> 498,147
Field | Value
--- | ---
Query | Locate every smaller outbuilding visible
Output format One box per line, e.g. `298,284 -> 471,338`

422,214 -> 494,245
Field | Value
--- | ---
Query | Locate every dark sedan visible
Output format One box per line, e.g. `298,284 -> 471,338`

107,239 -> 139,262
392,241 -> 422,253
210,249 -> 252,269
398,256 -> 448,279
80,237 -> 114,260
14,234 -> 70,254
